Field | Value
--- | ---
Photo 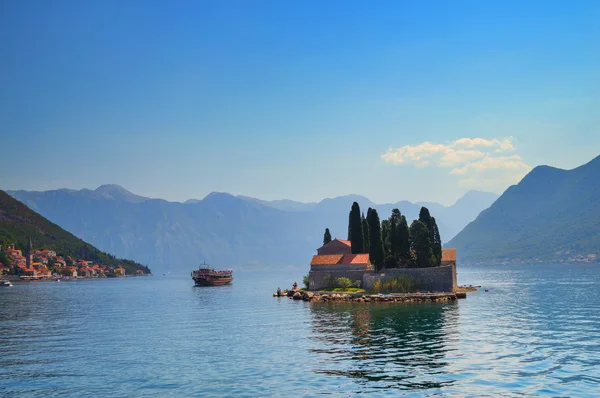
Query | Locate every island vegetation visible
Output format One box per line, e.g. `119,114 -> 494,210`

326,201 -> 443,271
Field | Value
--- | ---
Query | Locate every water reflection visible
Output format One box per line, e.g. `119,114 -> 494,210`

309,302 -> 459,391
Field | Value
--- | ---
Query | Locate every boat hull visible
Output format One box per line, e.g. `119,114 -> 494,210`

193,277 -> 233,286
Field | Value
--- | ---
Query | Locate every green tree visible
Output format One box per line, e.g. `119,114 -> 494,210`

381,219 -> 392,267
367,208 -> 385,270
398,215 -> 411,265
419,206 -> 434,242
347,211 -> 352,240
0,250 -> 9,267
431,217 -> 442,266
409,220 -> 435,267
419,206 -> 433,231
349,202 -> 364,254
323,228 -> 332,245
388,209 -> 402,267
362,212 -> 370,254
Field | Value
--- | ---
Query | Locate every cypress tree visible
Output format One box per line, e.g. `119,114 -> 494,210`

409,220 -> 435,267
367,208 -> 384,270
389,209 -> 402,268
349,202 -> 364,254
398,215 -> 411,266
347,211 -> 352,241
362,211 -> 370,254
419,206 -> 435,250
381,219 -> 392,267
431,217 -> 442,266
419,207 -> 433,231
323,228 -> 332,246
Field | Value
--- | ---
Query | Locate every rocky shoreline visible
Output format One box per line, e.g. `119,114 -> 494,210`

280,289 -> 466,303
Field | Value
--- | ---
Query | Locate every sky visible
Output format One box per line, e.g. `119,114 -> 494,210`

1,0 -> 599,205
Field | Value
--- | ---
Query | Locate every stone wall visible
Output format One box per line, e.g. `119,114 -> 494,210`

310,263 -> 370,271
309,270 -> 369,290
362,264 -> 457,293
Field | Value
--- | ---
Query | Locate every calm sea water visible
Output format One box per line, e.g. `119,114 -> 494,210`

1,263 -> 600,397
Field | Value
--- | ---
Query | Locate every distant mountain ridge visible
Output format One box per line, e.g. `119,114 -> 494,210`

447,154 -> 600,263
7,186 -> 498,272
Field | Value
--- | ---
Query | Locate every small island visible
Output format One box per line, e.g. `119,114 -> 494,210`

280,202 -> 466,303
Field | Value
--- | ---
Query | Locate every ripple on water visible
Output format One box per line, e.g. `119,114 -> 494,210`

1,265 -> 600,396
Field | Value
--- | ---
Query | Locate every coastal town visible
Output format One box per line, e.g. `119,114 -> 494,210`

0,238 -> 150,280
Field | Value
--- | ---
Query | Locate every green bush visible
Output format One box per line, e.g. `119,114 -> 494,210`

370,275 -> 420,294
303,274 -> 310,290
372,279 -> 381,294
335,277 -> 353,289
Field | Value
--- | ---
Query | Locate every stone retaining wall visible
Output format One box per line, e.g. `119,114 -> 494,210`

309,270 -> 368,290
362,264 -> 457,292
287,289 -> 463,303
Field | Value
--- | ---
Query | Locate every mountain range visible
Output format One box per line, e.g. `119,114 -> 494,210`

447,154 -> 600,263
7,187 -> 498,272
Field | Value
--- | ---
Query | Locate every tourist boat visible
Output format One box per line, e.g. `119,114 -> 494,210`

1,280 -> 13,287
191,262 -> 233,286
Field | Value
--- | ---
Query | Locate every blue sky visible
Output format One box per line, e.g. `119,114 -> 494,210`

2,0 -> 599,205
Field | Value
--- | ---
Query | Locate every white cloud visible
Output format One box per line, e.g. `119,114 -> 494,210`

449,155 -> 529,175
381,136 -> 531,191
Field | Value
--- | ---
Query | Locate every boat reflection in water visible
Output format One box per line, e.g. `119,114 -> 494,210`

308,302 -> 459,392
191,262 -> 233,286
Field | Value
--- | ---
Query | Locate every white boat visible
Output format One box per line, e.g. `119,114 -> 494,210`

1,280 -> 13,287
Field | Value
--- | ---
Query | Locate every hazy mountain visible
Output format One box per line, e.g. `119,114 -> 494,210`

235,196 -> 318,212
0,190 -> 147,274
7,186 -> 498,272
92,184 -> 150,203
446,155 -> 600,263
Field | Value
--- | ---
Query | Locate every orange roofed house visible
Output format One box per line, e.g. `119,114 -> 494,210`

308,239 -> 372,290
310,253 -> 372,271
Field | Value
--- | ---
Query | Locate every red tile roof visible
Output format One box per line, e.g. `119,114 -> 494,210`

335,239 -> 351,247
340,254 -> 370,264
310,253 -> 370,266
310,255 -> 343,265
319,238 -> 352,250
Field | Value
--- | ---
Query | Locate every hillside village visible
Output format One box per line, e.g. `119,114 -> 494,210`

0,238 -> 150,279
